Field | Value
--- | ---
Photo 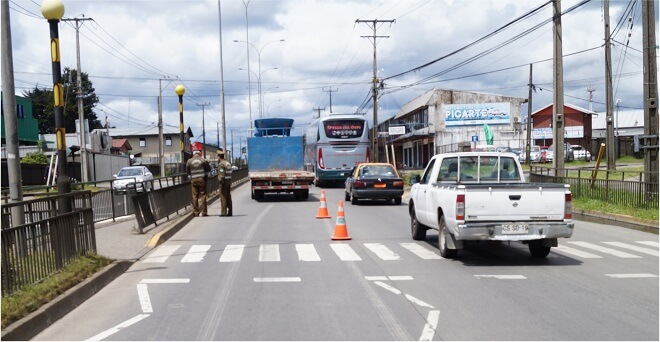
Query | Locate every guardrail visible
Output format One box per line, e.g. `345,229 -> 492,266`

1,191 -> 95,296
0,168 -> 249,295
529,166 -> 658,210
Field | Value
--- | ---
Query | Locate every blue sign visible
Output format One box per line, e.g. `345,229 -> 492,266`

471,135 -> 479,142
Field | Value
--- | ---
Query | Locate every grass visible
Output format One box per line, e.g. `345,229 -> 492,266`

573,197 -> 659,222
1,253 -> 112,329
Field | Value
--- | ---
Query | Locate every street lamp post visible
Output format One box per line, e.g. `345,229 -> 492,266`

175,84 -> 186,174
234,39 -> 284,120
41,0 -> 71,213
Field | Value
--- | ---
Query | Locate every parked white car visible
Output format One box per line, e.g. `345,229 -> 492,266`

519,145 -> 542,163
571,145 -> 591,161
112,166 -> 154,193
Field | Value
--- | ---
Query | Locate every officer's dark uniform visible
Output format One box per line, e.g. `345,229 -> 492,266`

186,150 -> 211,216
217,150 -> 233,216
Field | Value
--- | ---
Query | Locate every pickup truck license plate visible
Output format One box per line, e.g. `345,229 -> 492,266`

501,224 -> 529,234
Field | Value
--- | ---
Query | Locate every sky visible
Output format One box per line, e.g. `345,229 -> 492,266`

2,0 -> 656,148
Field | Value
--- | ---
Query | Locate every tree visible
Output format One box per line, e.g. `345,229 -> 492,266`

23,67 -> 102,134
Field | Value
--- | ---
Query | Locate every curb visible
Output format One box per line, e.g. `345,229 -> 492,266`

574,209 -> 659,233
1,261 -> 133,341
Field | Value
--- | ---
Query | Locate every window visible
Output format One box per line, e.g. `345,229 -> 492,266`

420,159 -> 436,184
437,157 -> 458,181
139,137 -> 146,147
165,137 -> 172,146
17,104 -> 25,118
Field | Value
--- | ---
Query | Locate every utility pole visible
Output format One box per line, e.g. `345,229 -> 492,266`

218,0 -> 228,155
642,0 -> 658,196
586,86 -> 596,112
62,16 -> 93,183
313,107 -> 325,118
2,0 -> 24,225
323,87 -> 338,113
356,18 -> 394,163
196,102 -> 210,159
157,77 -> 172,177
603,0 -> 616,170
552,0 -> 565,172
526,64 -> 534,166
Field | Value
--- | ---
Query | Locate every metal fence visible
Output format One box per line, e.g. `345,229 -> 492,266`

0,168 -> 249,296
529,167 -> 659,210
1,192 -> 95,296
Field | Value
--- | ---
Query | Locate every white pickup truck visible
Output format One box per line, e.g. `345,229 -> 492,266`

409,152 -> 574,258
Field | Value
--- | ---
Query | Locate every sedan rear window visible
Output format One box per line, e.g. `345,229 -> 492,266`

360,165 -> 396,177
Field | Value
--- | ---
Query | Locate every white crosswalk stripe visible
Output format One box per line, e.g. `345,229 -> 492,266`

330,244 -> 361,261
554,245 -> 603,258
296,244 -> 321,261
259,244 -> 280,262
636,241 -> 659,248
364,243 -> 400,260
568,241 -> 642,258
400,243 -> 443,259
219,244 -> 245,262
142,240 -> 659,264
143,245 -> 180,263
603,242 -> 659,256
181,245 -> 211,263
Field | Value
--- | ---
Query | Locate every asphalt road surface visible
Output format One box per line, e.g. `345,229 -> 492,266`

34,185 -> 659,341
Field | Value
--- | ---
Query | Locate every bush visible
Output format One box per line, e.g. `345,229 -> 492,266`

21,141 -> 48,165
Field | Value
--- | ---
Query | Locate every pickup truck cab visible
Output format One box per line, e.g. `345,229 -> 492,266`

409,152 -> 574,258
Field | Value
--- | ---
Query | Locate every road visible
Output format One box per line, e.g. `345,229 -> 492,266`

33,185 -> 659,341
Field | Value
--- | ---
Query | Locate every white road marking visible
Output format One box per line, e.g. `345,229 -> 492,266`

253,277 -> 301,282
568,241 -> 642,258
140,279 -> 190,284
405,294 -> 434,308
605,273 -> 658,279
330,243 -> 362,261
400,243 -> 443,259
373,281 -> 402,294
554,245 -> 603,258
474,275 -> 527,280
603,242 -> 659,256
219,244 -> 244,262
259,244 -> 280,262
365,243 -> 401,260
142,245 -> 180,263
296,244 -> 321,261
137,284 -> 152,313
365,276 -> 414,281
419,310 -> 440,341
85,314 -> 150,341
636,241 -> 659,247
181,245 -> 211,263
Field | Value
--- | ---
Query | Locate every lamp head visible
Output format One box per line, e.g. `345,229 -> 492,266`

41,0 -> 65,20
175,85 -> 185,96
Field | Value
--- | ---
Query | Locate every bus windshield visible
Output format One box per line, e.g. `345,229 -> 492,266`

323,120 -> 365,139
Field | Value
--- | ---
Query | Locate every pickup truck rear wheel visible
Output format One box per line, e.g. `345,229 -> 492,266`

528,240 -> 551,258
255,190 -> 265,201
438,216 -> 458,258
410,207 -> 427,241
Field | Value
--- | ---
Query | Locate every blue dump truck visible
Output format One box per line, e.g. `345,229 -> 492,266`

247,118 -> 315,201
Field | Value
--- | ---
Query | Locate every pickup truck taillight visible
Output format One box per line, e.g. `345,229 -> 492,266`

318,148 -> 324,169
354,181 -> 366,188
565,193 -> 572,219
456,194 -> 465,220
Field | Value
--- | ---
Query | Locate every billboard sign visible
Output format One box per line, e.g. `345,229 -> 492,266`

445,102 -> 511,127
388,126 -> 406,135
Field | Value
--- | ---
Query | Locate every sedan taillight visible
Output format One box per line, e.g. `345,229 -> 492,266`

354,181 -> 366,188
393,181 -> 404,187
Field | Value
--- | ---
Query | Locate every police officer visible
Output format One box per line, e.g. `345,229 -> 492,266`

186,149 -> 211,216
217,149 -> 233,216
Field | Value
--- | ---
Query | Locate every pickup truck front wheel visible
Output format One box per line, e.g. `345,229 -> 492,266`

438,216 -> 458,258
410,207 -> 427,241
528,240 -> 551,258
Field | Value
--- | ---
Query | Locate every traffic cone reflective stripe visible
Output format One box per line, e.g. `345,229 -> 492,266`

316,190 -> 331,219
332,200 -> 351,240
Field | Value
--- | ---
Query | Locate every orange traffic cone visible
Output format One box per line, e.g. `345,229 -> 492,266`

331,200 -> 351,240
316,190 -> 331,219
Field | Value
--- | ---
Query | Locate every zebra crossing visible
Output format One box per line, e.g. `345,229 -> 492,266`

142,240 -> 659,264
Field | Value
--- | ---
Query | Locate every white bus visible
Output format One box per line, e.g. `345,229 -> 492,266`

304,114 -> 370,185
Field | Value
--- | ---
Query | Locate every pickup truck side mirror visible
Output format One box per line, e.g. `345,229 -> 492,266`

411,174 -> 421,184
